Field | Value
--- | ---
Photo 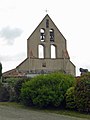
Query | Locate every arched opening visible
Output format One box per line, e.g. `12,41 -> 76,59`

51,44 -> 56,58
38,44 -> 44,58
40,28 -> 45,42
49,29 -> 54,42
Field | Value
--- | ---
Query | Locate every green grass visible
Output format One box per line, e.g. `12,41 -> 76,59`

43,109 -> 90,120
0,102 -> 89,119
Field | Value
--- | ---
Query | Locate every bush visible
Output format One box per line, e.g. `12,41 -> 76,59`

75,73 -> 90,112
0,85 -> 10,102
20,73 -> 75,108
4,77 -> 20,87
14,78 -> 30,102
66,87 -> 76,110
3,77 -> 22,102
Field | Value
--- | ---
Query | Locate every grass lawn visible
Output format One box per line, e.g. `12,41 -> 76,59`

0,102 -> 89,120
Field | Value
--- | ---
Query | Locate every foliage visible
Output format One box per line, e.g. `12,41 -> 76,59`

14,78 -> 30,102
0,82 -> 3,87
75,73 -> 90,112
3,77 -> 22,102
0,84 -> 10,102
20,73 -> 75,108
66,87 -> 76,110
4,77 -> 21,87
2,77 -> 29,102
0,62 -> 2,79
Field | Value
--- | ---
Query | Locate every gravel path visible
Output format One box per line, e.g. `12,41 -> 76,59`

0,105 -> 88,120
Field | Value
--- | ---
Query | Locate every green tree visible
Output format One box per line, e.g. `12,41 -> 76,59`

75,73 -> 90,112
0,62 -> 2,79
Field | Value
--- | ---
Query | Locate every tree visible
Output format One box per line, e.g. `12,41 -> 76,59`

0,62 -> 2,79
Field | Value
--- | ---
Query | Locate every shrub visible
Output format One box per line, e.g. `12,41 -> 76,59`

4,77 -> 20,87
75,73 -> 90,112
14,78 -> 30,102
0,85 -> 10,102
20,73 -> 75,108
3,77 -> 22,102
66,87 -> 76,110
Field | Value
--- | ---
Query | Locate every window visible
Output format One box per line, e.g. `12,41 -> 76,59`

40,28 -> 45,42
46,19 -> 49,28
49,29 -> 54,42
51,44 -> 56,58
42,62 -> 46,67
38,44 -> 44,58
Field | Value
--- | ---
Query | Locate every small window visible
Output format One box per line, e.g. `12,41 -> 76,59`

51,44 -> 56,58
46,19 -> 49,28
38,44 -> 44,58
42,62 -> 46,67
49,29 -> 54,42
40,28 -> 45,42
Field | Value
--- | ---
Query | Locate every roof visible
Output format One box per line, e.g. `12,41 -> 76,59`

3,69 -> 26,77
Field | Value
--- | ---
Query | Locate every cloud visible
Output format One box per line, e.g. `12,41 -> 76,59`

0,52 -> 25,62
0,26 -> 23,45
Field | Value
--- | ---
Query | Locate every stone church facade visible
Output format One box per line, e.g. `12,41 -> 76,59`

3,14 -> 75,77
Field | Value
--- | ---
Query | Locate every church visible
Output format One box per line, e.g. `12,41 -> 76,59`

3,14 -> 76,77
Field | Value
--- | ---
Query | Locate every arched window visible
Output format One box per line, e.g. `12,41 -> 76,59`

40,28 -> 45,42
38,44 -> 44,58
49,29 -> 54,42
51,44 -> 56,58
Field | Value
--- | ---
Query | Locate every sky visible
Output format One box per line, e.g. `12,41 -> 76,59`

0,0 -> 90,76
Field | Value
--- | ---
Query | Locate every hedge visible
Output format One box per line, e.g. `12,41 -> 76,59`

20,73 -> 75,108
75,73 -> 90,112
14,78 -> 30,102
0,85 -> 10,102
66,87 -> 76,110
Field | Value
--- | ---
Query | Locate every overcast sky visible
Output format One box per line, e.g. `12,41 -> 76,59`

0,0 -> 90,76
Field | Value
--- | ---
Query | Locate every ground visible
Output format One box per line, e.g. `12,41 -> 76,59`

0,105 -> 89,120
